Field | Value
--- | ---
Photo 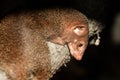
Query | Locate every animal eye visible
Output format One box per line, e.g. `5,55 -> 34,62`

73,25 -> 85,36
75,26 -> 84,30
74,26 -> 85,32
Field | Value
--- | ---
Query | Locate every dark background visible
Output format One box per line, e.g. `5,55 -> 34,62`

0,0 -> 120,80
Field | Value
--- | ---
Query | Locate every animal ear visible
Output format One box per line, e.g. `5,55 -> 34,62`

50,37 -> 65,45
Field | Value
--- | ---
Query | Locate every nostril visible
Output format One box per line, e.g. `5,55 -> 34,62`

78,43 -> 83,47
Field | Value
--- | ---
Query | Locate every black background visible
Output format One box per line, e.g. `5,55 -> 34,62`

0,0 -> 120,80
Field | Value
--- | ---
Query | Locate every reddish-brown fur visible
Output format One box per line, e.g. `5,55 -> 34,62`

0,8 -> 88,80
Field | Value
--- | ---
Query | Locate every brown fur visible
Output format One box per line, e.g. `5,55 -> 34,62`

0,8 -> 88,80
